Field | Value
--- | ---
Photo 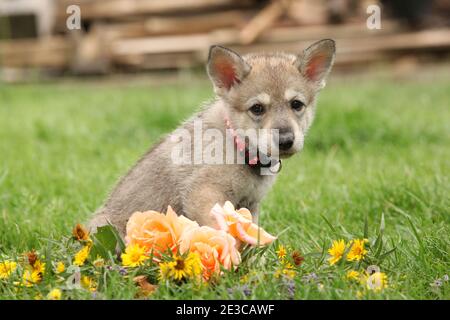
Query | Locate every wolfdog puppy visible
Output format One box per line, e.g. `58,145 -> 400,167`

89,40 -> 336,235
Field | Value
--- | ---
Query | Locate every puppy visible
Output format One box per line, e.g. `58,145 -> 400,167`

89,40 -> 336,235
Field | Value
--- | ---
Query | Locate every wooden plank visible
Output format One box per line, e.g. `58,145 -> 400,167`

98,10 -> 248,39
113,28 -> 450,70
239,0 -> 290,44
286,0 -> 328,25
257,21 -> 403,43
114,52 -> 200,70
112,47 -> 389,71
111,29 -> 238,55
110,22 -> 401,56
232,29 -> 450,55
2,27 -> 449,71
112,26 -> 450,57
336,29 -> 450,54
0,36 -> 72,68
55,0 -> 254,20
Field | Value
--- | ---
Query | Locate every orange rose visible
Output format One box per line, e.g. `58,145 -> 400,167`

125,206 -> 198,257
210,201 -> 277,246
179,226 -> 241,279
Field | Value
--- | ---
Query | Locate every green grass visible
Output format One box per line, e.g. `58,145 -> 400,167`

0,72 -> 449,299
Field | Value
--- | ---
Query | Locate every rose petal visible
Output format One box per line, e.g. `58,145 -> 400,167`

209,202 -> 276,247
211,203 -> 229,232
245,223 -> 277,245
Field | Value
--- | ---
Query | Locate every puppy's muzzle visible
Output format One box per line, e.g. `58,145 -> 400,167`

278,128 -> 295,151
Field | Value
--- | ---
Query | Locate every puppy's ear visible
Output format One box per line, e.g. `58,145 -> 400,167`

298,39 -> 336,89
207,46 -> 251,93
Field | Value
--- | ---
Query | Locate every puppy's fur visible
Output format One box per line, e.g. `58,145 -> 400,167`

89,40 -> 336,235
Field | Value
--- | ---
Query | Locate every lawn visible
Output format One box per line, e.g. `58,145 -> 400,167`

0,70 -> 449,299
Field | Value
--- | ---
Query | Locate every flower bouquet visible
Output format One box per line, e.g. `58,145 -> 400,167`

123,201 -> 277,281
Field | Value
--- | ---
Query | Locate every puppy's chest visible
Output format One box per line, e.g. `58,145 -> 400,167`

232,173 -> 276,209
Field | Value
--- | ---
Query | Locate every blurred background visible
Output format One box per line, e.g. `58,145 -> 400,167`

0,0 -> 449,81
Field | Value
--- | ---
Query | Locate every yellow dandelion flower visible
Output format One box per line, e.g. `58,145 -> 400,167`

121,244 -> 149,267
276,245 -> 287,260
20,259 -> 46,287
282,268 -> 296,279
47,288 -> 62,300
32,260 -> 46,274
283,262 -> 294,269
274,268 -> 296,279
81,275 -> 97,292
347,239 -> 368,262
240,275 -> 248,284
159,261 -> 175,278
159,252 -> 202,281
274,268 -> 282,279
74,245 -> 91,266
366,272 -> 388,291
55,261 -> 65,274
346,270 -> 361,281
186,252 -> 202,279
170,259 -> 187,281
22,269 -> 42,287
0,260 -> 17,279
328,239 -> 346,265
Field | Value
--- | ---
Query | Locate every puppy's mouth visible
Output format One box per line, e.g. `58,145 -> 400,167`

257,146 -> 296,159
250,139 -> 299,160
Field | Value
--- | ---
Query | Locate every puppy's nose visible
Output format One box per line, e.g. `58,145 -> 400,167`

278,129 -> 294,150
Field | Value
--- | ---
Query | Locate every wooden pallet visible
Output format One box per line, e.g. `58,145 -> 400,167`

1,0 -> 449,75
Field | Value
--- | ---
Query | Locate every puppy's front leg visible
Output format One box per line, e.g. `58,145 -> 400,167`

182,183 -> 227,228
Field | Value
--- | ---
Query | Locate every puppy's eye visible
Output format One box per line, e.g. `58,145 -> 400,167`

291,99 -> 305,111
249,103 -> 265,116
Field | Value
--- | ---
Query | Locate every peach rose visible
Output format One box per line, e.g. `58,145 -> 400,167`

125,206 -> 198,256
210,201 -> 277,246
179,226 -> 241,279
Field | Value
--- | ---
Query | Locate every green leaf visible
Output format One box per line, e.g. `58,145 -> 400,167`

374,213 -> 384,246
375,238 -> 384,258
317,240 -> 328,267
378,247 -> 397,263
363,214 -> 369,239
107,222 -> 126,252
373,213 -> 385,256
407,217 -> 424,252
320,213 -> 337,235
90,225 -> 122,260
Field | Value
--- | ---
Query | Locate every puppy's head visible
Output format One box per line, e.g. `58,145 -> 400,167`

207,40 -> 335,157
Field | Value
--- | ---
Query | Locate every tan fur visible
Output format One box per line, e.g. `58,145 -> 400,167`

89,40 -> 336,236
